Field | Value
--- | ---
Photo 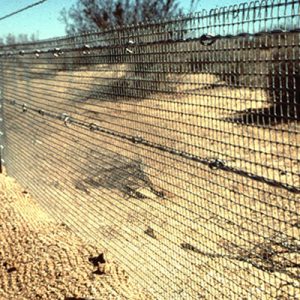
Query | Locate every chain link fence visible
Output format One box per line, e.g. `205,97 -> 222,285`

0,0 -> 299,298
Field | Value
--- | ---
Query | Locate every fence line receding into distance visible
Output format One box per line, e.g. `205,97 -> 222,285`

0,0 -> 299,298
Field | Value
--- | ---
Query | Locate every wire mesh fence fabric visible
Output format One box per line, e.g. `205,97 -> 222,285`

0,0 -> 299,298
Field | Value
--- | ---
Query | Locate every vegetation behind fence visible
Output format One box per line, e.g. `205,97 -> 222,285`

0,0 -> 299,298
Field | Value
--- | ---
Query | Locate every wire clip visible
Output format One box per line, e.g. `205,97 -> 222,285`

82,44 -> 91,55
61,113 -> 71,127
131,135 -> 143,144
89,123 -> 98,132
208,158 -> 225,170
38,109 -> 45,116
22,104 -> 27,112
126,48 -> 134,54
51,48 -> 63,57
35,49 -> 41,58
199,34 -> 218,46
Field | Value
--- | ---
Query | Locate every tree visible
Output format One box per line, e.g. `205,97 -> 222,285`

1,33 -> 39,45
17,34 -> 29,43
30,33 -> 39,42
5,33 -> 16,45
59,0 -> 198,35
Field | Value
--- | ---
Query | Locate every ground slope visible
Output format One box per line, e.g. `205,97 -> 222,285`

0,173 -> 150,300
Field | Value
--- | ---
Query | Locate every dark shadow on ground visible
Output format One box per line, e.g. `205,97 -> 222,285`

224,55 -> 300,125
74,148 -> 164,199
74,61 -> 168,103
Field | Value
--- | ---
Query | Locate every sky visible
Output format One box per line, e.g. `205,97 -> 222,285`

0,0 -> 250,40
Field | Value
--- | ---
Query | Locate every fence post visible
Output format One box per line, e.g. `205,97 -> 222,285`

0,58 -> 4,173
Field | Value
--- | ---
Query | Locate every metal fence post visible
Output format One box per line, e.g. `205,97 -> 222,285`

0,59 -> 4,173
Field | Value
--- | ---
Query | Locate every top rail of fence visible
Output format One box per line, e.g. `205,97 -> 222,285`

0,0 -> 299,53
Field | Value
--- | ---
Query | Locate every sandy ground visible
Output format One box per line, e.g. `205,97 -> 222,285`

0,51 -> 299,299
0,173 -> 151,300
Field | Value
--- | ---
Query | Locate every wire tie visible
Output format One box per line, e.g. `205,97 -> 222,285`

64,116 -> 71,127
63,116 -> 71,127
126,48 -> 134,54
209,158 -> 225,170
83,44 -> 90,55
199,34 -> 217,46
132,136 -> 142,143
89,123 -> 98,132
38,109 -> 45,116
61,113 -> 71,127
35,49 -> 41,58
52,47 -> 63,57
22,104 -> 27,112
60,113 -> 68,120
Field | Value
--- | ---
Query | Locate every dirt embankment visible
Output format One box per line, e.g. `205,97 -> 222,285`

0,173 -> 151,300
